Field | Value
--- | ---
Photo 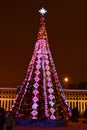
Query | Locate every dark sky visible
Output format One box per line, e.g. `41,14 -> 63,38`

0,0 -> 87,87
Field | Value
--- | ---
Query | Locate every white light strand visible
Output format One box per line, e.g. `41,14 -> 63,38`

16,52 -> 37,117
41,40 -> 49,117
47,43 -> 72,117
45,50 -> 56,119
31,54 -> 41,119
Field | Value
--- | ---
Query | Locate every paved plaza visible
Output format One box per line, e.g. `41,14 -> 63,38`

3,121 -> 87,130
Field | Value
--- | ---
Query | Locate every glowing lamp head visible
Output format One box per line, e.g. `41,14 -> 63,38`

64,77 -> 69,82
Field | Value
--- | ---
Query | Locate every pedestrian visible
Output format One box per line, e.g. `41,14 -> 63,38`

0,109 -> 5,130
6,110 -> 15,130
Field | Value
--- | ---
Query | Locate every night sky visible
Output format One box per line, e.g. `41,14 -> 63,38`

0,0 -> 87,87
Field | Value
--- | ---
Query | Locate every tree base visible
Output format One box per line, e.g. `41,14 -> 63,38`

15,118 -> 68,127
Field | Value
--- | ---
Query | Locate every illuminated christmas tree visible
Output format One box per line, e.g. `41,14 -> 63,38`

11,8 -> 71,121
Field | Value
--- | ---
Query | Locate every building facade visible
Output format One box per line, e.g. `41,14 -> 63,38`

64,89 -> 87,114
0,87 -> 17,111
0,87 -> 87,114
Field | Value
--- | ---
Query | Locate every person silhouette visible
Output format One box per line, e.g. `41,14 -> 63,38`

6,110 -> 15,130
0,106 -> 5,130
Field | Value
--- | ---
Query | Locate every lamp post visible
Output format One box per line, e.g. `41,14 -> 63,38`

63,77 -> 69,88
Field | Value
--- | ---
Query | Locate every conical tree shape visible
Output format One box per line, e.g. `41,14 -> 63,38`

11,9 -> 71,120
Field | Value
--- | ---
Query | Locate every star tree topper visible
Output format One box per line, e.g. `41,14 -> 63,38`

38,7 -> 47,15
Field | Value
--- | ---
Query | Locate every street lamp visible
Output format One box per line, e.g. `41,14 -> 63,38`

64,77 -> 69,83
63,77 -> 69,88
